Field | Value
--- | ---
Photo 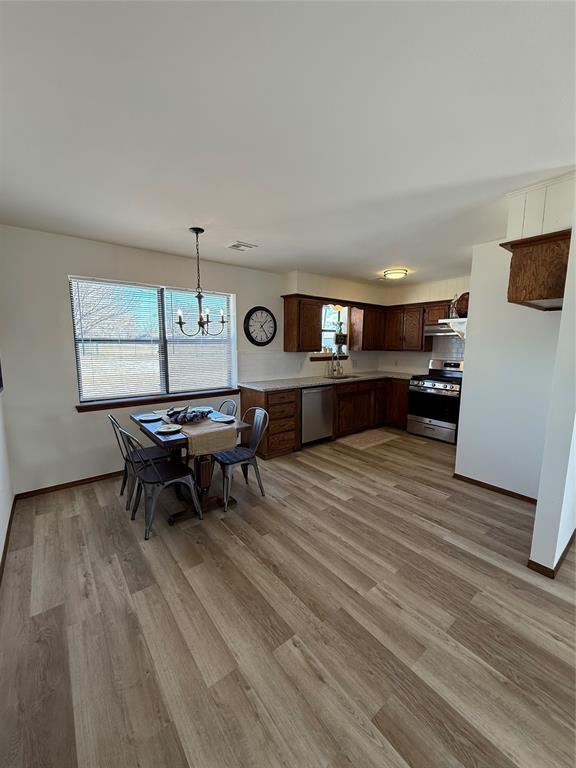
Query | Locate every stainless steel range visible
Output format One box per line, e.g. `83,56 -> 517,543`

407,359 -> 464,444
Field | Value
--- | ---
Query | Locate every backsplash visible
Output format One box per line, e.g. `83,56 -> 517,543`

237,335 -> 464,383
237,349 -> 382,382
377,335 -> 465,374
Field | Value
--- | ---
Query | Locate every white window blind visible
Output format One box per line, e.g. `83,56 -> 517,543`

69,277 -> 236,402
164,289 -> 234,393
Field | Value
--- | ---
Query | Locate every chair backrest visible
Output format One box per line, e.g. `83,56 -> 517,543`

114,422 -> 165,484
218,399 -> 238,417
242,407 -> 269,453
108,414 -> 129,463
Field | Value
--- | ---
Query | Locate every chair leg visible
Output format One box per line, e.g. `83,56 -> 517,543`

144,485 -> 161,541
183,477 -> 203,520
131,482 -> 142,520
241,464 -> 249,484
252,459 -> 265,497
222,466 -> 233,513
125,467 -> 136,512
120,464 -> 128,496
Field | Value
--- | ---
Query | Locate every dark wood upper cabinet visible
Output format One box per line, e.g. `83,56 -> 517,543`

362,308 -> 386,350
501,229 -> 571,311
348,306 -> 364,352
383,305 -> 430,351
402,306 -> 425,351
283,296 -> 322,352
348,306 -> 386,351
284,294 -> 446,353
424,301 -> 451,325
299,300 -> 323,351
383,307 -> 404,350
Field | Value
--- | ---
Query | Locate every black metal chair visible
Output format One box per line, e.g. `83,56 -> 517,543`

218,399 -> 238,417
114,422 -> 203,539
212,406 -> 269,512
108,414 -> 171,514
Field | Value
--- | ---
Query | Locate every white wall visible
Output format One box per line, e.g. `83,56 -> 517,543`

292,270 -> 389,305
290,270 -> 469,308
0,225 -> 287,492
530,237 -> 575,569
0,389 -> 14,557
0,225 -> 418,493
378,275 -> 470,305
455,240 -> 561,498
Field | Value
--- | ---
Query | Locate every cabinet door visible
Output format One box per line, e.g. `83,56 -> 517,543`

336,391 -> 373,436
402,307 -> 424,351
362,308 -> 386,350
385,379 -> 409,430
384,307 -> 404,350
298,300 -> 322,352
348,307 -> 364,352
373,382 -> 388,426
355,391 -> 374,431
424,302 -> 451,325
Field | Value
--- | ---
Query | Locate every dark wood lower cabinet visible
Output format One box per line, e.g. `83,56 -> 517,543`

239,387 -> 301,458
334,387 -> 374,436
373,380 -> 388,426
242,377 -> 411,456
385,378 -> 409,430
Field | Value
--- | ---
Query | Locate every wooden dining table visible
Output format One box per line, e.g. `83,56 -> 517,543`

130,410 -> 250,524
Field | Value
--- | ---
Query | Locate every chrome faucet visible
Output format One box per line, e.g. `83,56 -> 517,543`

330,349 -> 343,377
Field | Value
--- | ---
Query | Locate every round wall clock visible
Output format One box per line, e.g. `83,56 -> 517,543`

243,306 -> 277,346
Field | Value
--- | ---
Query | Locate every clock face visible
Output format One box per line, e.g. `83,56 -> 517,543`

244,306 -> 277,346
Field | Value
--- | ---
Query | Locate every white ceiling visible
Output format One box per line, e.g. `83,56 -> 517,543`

1,1 -> 574,284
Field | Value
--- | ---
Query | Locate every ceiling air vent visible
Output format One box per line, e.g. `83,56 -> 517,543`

228,241 -> 259,252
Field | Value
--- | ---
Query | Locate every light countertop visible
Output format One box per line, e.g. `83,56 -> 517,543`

239,369 -> 420,392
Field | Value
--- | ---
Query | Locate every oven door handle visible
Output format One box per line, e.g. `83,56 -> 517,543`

409,386 -> 459,397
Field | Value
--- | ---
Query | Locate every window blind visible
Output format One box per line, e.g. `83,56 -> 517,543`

69,277 -> 235,402
164,289 -> 234,393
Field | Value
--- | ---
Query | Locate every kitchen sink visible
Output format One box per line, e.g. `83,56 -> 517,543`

322,375 -> 360,380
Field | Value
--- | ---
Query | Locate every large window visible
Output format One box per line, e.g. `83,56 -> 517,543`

69,277 -> 235,402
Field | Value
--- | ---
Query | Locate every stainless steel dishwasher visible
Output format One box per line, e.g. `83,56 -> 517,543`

301,386 -> 334,445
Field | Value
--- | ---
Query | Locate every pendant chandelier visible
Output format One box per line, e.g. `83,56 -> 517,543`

176,227 -> 228,337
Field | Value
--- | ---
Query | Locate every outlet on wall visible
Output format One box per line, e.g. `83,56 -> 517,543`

351,358 -> 358,369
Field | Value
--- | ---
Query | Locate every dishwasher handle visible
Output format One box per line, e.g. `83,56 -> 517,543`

303,386 -> 334,395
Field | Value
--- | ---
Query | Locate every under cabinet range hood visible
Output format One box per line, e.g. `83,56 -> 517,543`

424,320 -> 458,337
424,318 -> 467,339
424,321 -> 456,337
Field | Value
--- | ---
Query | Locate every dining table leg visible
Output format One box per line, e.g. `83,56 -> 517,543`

166,452 -> 238,526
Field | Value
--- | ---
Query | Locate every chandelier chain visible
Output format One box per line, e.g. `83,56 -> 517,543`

195,231 -> 202,294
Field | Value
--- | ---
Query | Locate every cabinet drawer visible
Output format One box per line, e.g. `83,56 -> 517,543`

269,417 -> 295,435
269,403 -> 296,420
268,431 -> 296,452
356,381 -> 374,394
268,390 -> 297,405
336,382 -> 358,395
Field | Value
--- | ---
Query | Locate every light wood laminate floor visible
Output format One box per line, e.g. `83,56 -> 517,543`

1,429 -> 574,768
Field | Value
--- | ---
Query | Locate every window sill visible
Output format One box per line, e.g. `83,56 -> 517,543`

75,387 -> 240,413
309,354 -> 349,362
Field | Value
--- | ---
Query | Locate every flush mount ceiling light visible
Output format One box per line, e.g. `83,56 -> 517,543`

379,268 -> 409,281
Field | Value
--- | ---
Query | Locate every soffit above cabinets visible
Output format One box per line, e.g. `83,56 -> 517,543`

506,173 -> 575,241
